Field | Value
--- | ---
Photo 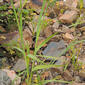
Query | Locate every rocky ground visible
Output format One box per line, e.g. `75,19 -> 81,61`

0,0 -> 85,85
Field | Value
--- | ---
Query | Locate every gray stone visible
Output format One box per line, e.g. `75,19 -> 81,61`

3,69 -> 21,85
0,70 -> 11,85
62,70 -> 73,81
53,20 -> 59,29
54,56 -> 66,66
79,69 -> 85,79
78,0 -> 85,8
50,56 -> 66,75
42,40 -> 66,57
59,10 -> 78,24
0,0 -> 3,3
83,0 -> 85,8
74,76 -> 81,82
68,82 -> 85,85
13,59 -> 26,72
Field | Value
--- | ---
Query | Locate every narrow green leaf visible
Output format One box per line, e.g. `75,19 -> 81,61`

35,0 -> 46,54
37,55 -> 64,62
35,32 -> 58,54
32,64 -> 63,72
80,0 -> 83,9
58,40 -> 85,57
42,79 -> 71,84
27,54 -> 44,63
12,46 -> 24,55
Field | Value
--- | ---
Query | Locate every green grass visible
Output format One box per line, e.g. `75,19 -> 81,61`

80,0 -> 83,9
10,0 -> 85,85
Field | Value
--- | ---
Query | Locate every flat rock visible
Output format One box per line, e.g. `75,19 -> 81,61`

0,31 -> 19,44
62,70 -> 73,81
0,0 -> 3,3
53,18 -> 59,29
83,0 -> 85,8
65,0 -> 78,8
79,69 -> 85,79
63,33 -> 74,40
13,59 -> 26,72
3,69 -> 21,85
69,82 -> 85,85
59,10 -> 78,24
42,40 -> 66,57
54,83 -> 66,85
74,76 -> 81,82
62,25 -> 75,33
54,56 -> 66,73
43,26 -> 52,37
0,28 -> 32,47
0,70 -> 11,85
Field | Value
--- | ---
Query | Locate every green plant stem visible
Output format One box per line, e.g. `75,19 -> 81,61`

34,0 -> 46,55
19,0 -> 30,84
10,0 -> 20,29
28,0 -> 46,84
11,0 -> 29,84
